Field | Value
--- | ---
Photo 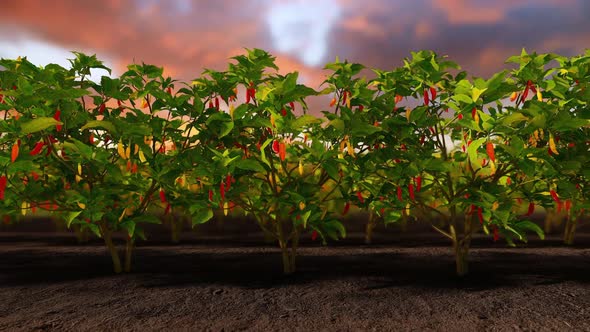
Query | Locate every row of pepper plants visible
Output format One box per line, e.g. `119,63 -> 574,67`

0,49 -> 588,276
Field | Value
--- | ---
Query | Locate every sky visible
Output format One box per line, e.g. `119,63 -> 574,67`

1,0 -> 589,99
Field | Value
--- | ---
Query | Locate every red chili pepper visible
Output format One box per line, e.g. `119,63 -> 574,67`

415,176 -> 422,192
289,102 -> 295,111
430,87 -> 437,100
486,142 -> 495,163
429,127 -> 435,135
167,87 -> 173,95
272,140 -> 280,154
420,136 -> 425,145
522,85 -> 529,101
506,177 -> 512,185
397,186 -> 403,202
220,182 -> 225,200
550,190 -> 560,204
408,183 -> 415,200
493,227 -> 499,242
54,109 -> 62,132
208,101 -> 214,109
0,176 -> 7,200
358,105 -> 364,112
458,114 -> 463,120
159,189 -> 166,203
341,91 -> 347,105
526,202 -> 534,216
356,191 -> 364,204
471,108 -> 477,119
214,97 -> 219,109
565,200 -> 572,212
99,103 -> 106,115
557,201 -> 563,213
423,89 -> 429,105
30,171 -> 39,181
477,207 -> 484,224
281,108 -> 287,116
311,230 -> 318,241
209,189 -> 214,201
400,144 -> 407,151
342,201 -> 350,216
89,133 -> 95,145
226,174 -> 232,191
131,163 -> 138,174
164,203 -> 171,215
30,142 -> 45,156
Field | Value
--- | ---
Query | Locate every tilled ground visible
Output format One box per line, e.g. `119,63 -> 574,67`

0,231 -> 589,331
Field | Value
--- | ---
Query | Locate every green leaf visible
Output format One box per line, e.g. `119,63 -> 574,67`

120,220 -> 136,237
235,158 -> 266,172
132,215 -> 161,224
472,87 -> 487,102
20,117 -> 60,134
467,138 -> 486,169
65,211 -> 83,228
291,115 -> 321,130
514,220 -> 545,240
80,120 -> 117,133
191,208 -> 214,227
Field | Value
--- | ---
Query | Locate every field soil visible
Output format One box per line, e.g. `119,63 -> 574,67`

1,217 -> 590,331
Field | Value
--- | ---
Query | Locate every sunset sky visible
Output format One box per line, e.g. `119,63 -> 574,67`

1,0 -> 589,92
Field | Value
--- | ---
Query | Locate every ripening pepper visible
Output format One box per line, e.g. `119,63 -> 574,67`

11,142 -> 19,162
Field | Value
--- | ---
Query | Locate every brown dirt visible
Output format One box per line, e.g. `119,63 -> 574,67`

1,228 -> 590,332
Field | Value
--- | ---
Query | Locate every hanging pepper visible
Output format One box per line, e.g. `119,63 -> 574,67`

395,94 -> 403,104
220,182 -> 226,200
477,207 -> 484,224
356,191 -> 364,204
423,89 -> 429,105
510,92 -> 518,102
548,134 -> 559,155
11,142 -> 19,162
329,97 -> 336,107
159,189 -> 166,203
214,97 -> 219,109
311,230 -> 318,241
550,190 -> 560,204
0,176 -> 7,200
342,202 -> 350,216
565,199 -> 572,213
209,189 -> 214,201
54,109 -> 62,132
493,227 -> 499,242
486,141 -> 495,162
99,103 -> 106,115
89,133 -> 95,145
272,140 -> 280,154
279,142 -> 286,161
397,186 -> 403,202
280,108 -> 287,116
409,183 -> 415,201
415,176 -> 422,192
226,174 -> 232,191
289,102 -> 295,111
430,87 -> 437,101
